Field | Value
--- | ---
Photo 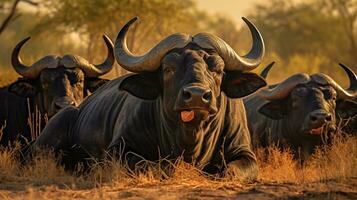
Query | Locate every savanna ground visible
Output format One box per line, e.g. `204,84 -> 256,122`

0,125 -> 356,200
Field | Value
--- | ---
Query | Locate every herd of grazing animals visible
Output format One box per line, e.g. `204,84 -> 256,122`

0,17 -> 356,180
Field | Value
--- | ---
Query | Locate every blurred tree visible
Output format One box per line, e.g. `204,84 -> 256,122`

249,0 -> 354,83
205,15 -> 241,49
0,0 -> 38,36
317,0 -> 357,66
198,15 -> 262,66
0,11 -> 82,79
33,0 -> 202,75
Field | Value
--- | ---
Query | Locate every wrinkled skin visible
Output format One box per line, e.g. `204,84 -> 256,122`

0,66 -> 107,145
245,79 -> 357,160
31,43 -> 266,180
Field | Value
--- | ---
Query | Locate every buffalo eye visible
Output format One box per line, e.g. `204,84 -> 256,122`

292,100 -> 299,109
40,79 -> 51,89
291,87 -> 306,108
323,89 -> 336,100
213,68 -> 224,76
163,65 -> 175,76
42,83 -> 49,90
293,87 -> 307,97
69,72 -> 83,85
77,78 -> 84,84
206,55 -> 224,75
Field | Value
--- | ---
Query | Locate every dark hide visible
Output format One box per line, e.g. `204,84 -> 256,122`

244,77 -> 357,160
31,44 -> 266,180
0,67 -> 108,146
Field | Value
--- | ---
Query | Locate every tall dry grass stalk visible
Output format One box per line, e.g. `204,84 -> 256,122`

257,135 -> 357,183
0,145 -> 20,177
26,100 -> 48,141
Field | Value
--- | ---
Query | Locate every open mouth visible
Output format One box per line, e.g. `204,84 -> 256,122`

307,126 -> 324,136
304,125 -> 336,136
178,109 -> 210,126
181,110 -> 196,123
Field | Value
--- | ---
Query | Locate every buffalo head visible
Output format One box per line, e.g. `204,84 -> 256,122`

116,17 -> 266,130
336,64 -> 357,134
258,63 -> 357,138
9,35 -> 114,117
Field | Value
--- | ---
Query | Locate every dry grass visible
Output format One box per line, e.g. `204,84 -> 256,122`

0,131 -> 355,199
256,135 -> 357,183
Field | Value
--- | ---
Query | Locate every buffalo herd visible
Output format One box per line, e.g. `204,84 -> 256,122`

0,17 -> 356,180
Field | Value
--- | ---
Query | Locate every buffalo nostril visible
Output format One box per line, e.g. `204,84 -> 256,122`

202,91 -> 212,102
310,115 -> 318,122
55,104 -> 62,110
182,90 -> 192,102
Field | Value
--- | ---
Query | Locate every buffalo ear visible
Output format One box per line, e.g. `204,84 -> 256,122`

259,99 -> 288,120
119,72 -> 161,100
336,99 -> 357,119
8,79 -> 38,98
221,71 -> 266,98
85,77 -> 109,93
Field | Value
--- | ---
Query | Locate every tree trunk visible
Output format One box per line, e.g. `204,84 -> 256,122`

0,0 -> 21,36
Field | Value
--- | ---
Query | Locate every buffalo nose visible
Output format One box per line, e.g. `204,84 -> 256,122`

309,110 -> 332,125
182,86 -> 212,104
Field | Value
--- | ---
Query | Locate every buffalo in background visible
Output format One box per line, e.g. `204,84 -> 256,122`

244,62 -> 357,159
0,35 -> 114,146
336,63 -> 357,134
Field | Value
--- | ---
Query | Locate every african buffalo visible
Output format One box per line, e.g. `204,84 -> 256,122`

30,17 -> 267,180
337,63 -> 357,134
244,63 -> 357,159
0,35 -> 114,146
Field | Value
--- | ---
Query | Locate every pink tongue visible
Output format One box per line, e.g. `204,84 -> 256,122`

310,127 -> 323,135
181,110 -> 195,122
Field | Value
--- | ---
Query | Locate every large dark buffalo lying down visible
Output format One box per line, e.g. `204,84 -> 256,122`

30,17 -> 267,179
0,35 -> 114,146
244,63 -> 357,159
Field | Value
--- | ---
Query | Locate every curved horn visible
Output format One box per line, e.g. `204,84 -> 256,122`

114,17 -> 191,72
260,61 -> 275,79
311,73 -> 357,100
193,17 -> 265,71
339,63 -> 357,92
12,37 -> 60,78
311,64 -> 357,99
61,35 -> 115,77
259,73 -> 310,100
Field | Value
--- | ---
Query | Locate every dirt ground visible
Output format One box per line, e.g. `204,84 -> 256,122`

0,177 -> 355,200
